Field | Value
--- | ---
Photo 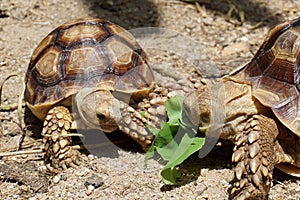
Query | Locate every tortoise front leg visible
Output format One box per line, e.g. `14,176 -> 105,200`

42,106 -> 81,171
230,115 -> 279,200
117,100 -> 154,151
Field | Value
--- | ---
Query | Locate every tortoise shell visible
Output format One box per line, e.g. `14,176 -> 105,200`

25,18 -> 154,120
232,17 -> 300,136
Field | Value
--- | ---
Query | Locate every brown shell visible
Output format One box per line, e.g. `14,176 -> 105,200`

25,18 -> 154,120
232,18 -> 300,136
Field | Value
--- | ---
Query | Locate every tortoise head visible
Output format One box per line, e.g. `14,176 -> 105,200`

75,88 -> 122,132
183,82 -> 212,132
183,78 -> 259,138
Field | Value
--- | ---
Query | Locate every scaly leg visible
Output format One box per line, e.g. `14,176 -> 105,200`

42,106 -> 81,171
230,115 -> 279,200
118,100 -> 154,151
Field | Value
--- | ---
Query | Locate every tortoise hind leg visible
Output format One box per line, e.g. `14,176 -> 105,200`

230,115 -> 279,200
42,106 -> 81,171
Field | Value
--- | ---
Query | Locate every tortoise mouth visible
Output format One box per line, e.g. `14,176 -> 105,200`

95,113 -> 119,132
97,120 -> 118,132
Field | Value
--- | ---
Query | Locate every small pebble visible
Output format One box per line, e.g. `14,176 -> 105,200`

66,191 -> 73,198
88,154 -> 95,160
123,181 -> 131,189
74,168 -> 90,177
78,192 -> 86,198
202,17 -> 213,25
20,185 -> 29,192
52,174 -> 61,184
220,179 -> 228,186
200,168 -> 209,177
85,185 -> 95,196
84,174 -> 104,188
241,36 -> 248,42
167,90 -> 185,98
60,174 -> 67,181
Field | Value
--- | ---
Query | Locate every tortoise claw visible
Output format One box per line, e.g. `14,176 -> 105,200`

45,146 -> 82,172
60,155 -> 81,169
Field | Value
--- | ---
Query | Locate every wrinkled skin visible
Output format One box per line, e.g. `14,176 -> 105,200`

183,77 -> 300,199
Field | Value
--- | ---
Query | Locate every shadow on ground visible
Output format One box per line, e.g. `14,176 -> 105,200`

24,107 -> 144,159
182,0 -> 282,26
83,0 -> 283,28
82,0 -> 159,29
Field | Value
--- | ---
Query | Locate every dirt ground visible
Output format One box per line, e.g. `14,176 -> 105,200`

1,0 -> 300,199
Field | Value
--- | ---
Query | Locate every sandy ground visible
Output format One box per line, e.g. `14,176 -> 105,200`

1,0 -> 300,199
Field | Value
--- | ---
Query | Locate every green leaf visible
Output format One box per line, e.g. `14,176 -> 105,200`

161,130 -> 205,185
144,122 -> 179,162
165,96 -> 185,124
156,135 -> 178,161
145,95 -> 206,185
152,122 -> 179,161
146,124 -> 160,136
155,123 -> 178,147
144,143 -> 155,165
160,166 -> 180,185
164,132 -> 205,169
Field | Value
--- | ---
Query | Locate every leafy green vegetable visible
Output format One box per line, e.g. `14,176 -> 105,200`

145,96 -> 205,185
160,166 -> 180,185
165,96 -> 185,125
161,132 -> 205,184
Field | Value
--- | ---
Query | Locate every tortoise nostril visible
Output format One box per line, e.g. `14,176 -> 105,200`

96,113 -> 107,120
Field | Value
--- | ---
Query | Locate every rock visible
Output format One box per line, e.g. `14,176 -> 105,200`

84,174 -> 104,189
85,185 -> 95,196
74,168 -> 90,177
52,174 -> 61,184
88,154 -> 95,160
203,17 -> 214,25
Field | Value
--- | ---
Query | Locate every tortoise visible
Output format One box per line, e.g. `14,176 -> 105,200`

184,17 -> 300,199
25,18 -> 161,170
